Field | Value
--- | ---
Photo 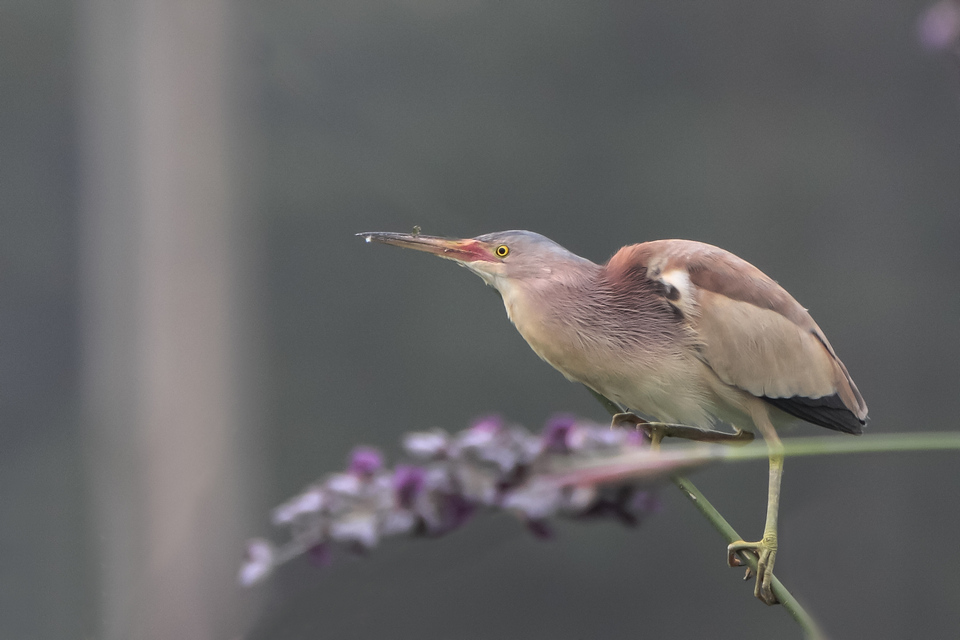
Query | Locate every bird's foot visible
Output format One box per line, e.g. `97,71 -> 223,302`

654,424 -> 754,446
727,534 -> 779,605
609,413 -> 665,449
610,414 -> 754,448
702,426 -> 755,446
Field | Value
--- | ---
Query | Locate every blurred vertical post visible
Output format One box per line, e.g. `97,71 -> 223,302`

78,0 -> 262,638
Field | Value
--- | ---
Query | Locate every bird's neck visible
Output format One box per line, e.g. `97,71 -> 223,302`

496,261 -> 681,375
496,261 -> 600,325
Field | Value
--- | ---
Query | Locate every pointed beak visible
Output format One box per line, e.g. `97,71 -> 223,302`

357,231 -> 497,263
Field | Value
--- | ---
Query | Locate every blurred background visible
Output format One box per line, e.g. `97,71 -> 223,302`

3,0 -> 959,638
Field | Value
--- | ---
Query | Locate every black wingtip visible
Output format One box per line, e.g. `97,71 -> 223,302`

763,393 -> 865,435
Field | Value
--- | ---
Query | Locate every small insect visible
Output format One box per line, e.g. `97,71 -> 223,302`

412,225 -> 421,237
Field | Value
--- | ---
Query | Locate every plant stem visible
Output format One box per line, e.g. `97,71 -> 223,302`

724,432 -> 960,461
590,394 -> 824,638
672,476 -> 824,639
561,433 -> 960,478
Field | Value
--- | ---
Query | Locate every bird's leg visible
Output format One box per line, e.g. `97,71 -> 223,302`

649,426 -> 665,450
727,413 -> 783,605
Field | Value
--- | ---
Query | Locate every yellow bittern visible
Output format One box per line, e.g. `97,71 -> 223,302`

359,230 -> 867,605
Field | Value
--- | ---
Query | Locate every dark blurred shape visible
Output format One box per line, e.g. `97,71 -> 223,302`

918,1 -> 960,51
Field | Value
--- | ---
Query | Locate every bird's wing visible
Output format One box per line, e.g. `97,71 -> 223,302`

621,240 -> 867,433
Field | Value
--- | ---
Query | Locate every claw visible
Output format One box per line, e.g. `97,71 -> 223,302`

727,541 -> 755,568
727,537 -> 779,605
728,549 -> 743,567
610,412 -> 648,430
609,413 -> 666,449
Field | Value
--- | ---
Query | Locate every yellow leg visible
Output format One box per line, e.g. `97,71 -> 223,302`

727,409 -> 783,605
649,424 -> 665,450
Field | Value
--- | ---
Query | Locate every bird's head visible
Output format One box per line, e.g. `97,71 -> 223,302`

358,230 -> 594,291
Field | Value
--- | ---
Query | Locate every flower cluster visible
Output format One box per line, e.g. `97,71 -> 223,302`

239,414 -> 662,586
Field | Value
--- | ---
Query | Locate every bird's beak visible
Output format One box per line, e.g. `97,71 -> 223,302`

357,232 -> 497,263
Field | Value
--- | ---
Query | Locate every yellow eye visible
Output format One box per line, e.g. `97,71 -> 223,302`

495,245 -> 509,258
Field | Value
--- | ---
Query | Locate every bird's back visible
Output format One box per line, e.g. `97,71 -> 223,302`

604,240 -> 867,433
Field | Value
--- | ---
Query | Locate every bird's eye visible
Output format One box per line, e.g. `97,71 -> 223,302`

495,245 -> 510,258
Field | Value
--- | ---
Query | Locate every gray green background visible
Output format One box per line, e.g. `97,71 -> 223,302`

3,1 -> 959,638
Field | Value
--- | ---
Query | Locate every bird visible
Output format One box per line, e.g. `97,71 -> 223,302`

358,229 -> 867,605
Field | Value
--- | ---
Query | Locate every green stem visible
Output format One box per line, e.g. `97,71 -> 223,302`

723,432 -> 960,461
571,433 -> 960,474
672,477 -> 824,639
590,394 -> 824,638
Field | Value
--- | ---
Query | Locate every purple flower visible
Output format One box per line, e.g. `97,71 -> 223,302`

501,479 -> 563,520
330,511 -> 380,548
542,413 -> 577,453
349,446 -> 383,477
271,486 -> 326,525
455,463 -> 500,505
576,486 -> 661,527
238,539 -> 275,586
403,430 -> 449,459
456,416 -> 503,449
326,472 -> 363,496
381,509 -> 418,536
241,414 -> 672,586
470,414 -> 504,434
393,465 -> 426,508
454,422 -> 499,454
424,492 -> 476,536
